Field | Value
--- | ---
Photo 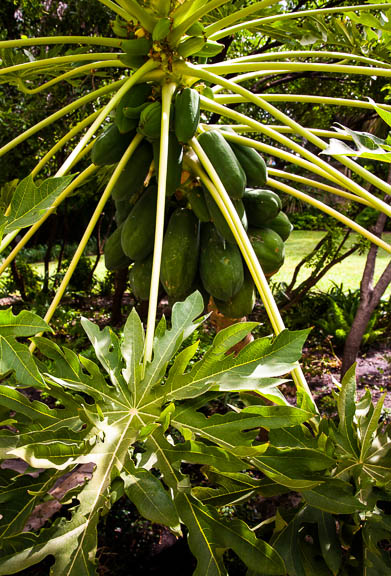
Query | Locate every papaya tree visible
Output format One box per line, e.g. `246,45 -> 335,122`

1,1 -> 391,574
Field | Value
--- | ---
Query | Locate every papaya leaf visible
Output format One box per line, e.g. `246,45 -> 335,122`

0,174 -> 75,234
176,493 -> 286,575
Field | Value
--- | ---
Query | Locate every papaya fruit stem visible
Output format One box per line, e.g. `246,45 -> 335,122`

0,79 -> 126,158
143,81 -> 177,371
208,3 -> 390,41
190,64 -> 391,207
188,139 -> 317,409
57,58 -> 158,177
0,166 -> 97,272
267,177 -> 391,255
29,136 -> 143,353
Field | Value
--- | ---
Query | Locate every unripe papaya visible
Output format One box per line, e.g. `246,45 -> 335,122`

120,38 -> 152,69
174,88 -> 200,144
243,189 -> 282,227
112,141 -> 153,202
152,133 -> 183,196
194,39 -> 224,57
152,17 -> 171,42
248,227 -> 285,276
104,225 -> 132,271
114,197 -> 132,226
129,254 -> 153,301
178,36 -> 206,58
121,185 -> 158,260
160,208 -> 199,299
267,211 -> 293,241
91,124 -> 133,166
200,223 -> 244,301
138,101 -> 162,141
187,185 -> 210,222
203,187 -> 247,243
115,83 -> 152,134
214,270 -> 256,318
229,143 -> 267,188
197,130 -> 246,199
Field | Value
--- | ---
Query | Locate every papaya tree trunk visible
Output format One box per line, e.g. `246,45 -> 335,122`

341,188 -> 391,377
111,268 -> 128,325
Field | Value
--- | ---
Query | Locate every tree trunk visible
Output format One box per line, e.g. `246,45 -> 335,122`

341,186 -> 391,377
111,268 -> 128,325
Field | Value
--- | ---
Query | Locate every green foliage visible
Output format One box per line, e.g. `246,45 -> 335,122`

0,292 -> 315,575
317,283 -> 385,348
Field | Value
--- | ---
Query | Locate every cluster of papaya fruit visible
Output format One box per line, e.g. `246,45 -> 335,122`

95,84 -> 292,318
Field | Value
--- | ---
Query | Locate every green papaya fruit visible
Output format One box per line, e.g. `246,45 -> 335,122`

152,133 -> 183,196
178,36 -> 206,58
248,227 -> 285,276
114,197 -> 132,226
187,185 -> 210,222
230,144 -> 267,188
174,87 -> 200,144
152,17 -> 171,42
91,124 -> 133,166
129,254 -> 153,301
115,83 -> 152,134
266,211 -> 293,241
119,38 -> 152,69
194,39 -> 224,57
160,208 -> 199,299
112,141 -> 153,202
243,189 -> 282,227
214,270 -> 256,318
104,225 -> 132,271
121,185 -> 158,260
203,187 -> 247,243
200,223 -> 244,301
197,130 -> 246,199
138,101 -> 162,141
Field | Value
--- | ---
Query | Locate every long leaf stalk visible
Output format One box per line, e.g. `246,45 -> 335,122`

209,3 -> 391,40
117,0 -> 157,31
188,140 -> 315,406
57,59 -> 158,177
202,61 -> 391,79
0,166 -> 97,275
207,123 -> 354,141
31,111 -> 102,177
144,81 -> 177,368
214,93 -> 391,113
226,50 -> 389,68
0,79 -> 126,158
192,73 -> 391,214
200,68 -> 391,202
29,135 -> 143,353
216,130 -> 371,206
18,60 -> 125,95
267,177 -> 391,254
96,0 -> 131,20
169,0 -> 232,43
0,53 -> 122,77
0,36 -> 122,50
267,169 -> 372,207
205,0 -> 286,36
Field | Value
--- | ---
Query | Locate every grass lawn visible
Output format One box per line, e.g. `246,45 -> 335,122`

31,230 -> 391,296
272,230 -> 391,296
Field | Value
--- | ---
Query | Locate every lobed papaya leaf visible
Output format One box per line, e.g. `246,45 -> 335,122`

0,174 -> 75,237
176,492 -> 286,576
